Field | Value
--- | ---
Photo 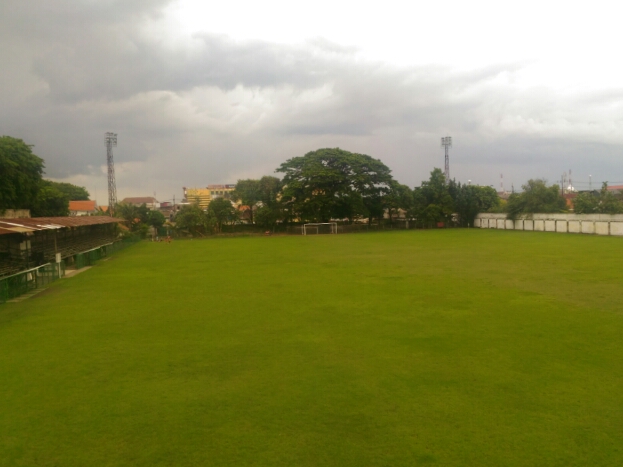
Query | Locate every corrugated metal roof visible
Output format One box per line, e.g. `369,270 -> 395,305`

0,216 -> 122,235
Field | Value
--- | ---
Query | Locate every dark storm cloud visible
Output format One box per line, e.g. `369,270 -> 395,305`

1,0 -> 621,199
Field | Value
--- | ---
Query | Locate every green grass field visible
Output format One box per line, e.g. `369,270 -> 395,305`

1,230 -> 622,466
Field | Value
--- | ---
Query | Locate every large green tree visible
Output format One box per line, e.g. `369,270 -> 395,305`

450,182 -> 499,227
147,210 -> 166,229
255,176 -> 284,228
207,197 -> 237,233
115,203 -> 150,234
276,148 -> 394,223
29,180 -> 92,217
174,204 -> 212,236
258,176 -> 282,207
384,182 -> 414,223
230,179 -> 261,224
506,179 -> 567,219
0,136 -> 44,211
50,182 -> 90,201
413,168 -> 455,227
31,181 -> 70,217
574,183 -> 623,214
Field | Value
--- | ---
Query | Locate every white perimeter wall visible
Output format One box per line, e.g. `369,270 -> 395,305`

474,213 -> 623,237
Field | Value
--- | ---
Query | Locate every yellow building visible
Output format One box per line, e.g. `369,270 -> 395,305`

183,184 -> 236,209
207,184 -> 236,198
183,187 -> 211,209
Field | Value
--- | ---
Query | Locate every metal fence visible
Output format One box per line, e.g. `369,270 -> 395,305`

0,236 -> 140,305
286,221 -> 415,235
0,262 -> 65,304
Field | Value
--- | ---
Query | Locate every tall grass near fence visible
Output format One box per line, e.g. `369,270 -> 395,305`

1,230 -> 623,466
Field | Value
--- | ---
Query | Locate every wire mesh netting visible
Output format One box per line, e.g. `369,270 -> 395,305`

1,237 -> 139,304
0,262 -> 65,304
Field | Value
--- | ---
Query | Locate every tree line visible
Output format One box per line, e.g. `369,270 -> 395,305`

5,136 -> 621,232
0,136 -> 90,216
175,148 -> 501,233
506,179 -> 623,219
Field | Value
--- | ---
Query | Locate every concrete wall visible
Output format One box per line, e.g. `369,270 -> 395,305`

475,213 -> 623,237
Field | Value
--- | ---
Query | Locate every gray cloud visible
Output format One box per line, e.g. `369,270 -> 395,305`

1,1 -> 622,203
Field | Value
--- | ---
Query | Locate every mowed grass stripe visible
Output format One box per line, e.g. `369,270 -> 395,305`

1,230 -> 622,466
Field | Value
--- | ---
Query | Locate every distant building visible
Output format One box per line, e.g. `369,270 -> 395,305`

563,192 -> 578,210
183,188 -> 211,209
69,200 -> 98,216
120,197 -> 159,209
183,184 -> 236,209
207,184 -> 236,199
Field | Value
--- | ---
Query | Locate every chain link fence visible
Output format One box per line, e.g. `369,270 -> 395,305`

0,262 -> 65,304
1,236 -> 140,305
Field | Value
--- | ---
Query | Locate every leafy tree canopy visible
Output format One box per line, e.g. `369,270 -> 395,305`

115,203 -> 150,233
574,182 -> 623,214
0,136 -> 91,216
0,136 -> 44,211
449,182 -> 499,227
413,168 -> 455,227
31,183 -> 69,217
384,182 -> 414,222
255,176 -> 284,228
258,176 -> 282,208
506,179 -> 567,219
230,179 -> 261,223
147,210 -> 166,228
276,148 -> 394,223
49,181 -> 90,201
174,204 -> 212,236
208,197 -> 237,232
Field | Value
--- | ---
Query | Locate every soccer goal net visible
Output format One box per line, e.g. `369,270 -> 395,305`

302,222 -> 338,235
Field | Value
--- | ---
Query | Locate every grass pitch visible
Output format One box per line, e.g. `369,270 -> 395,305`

1,229 -> 622,466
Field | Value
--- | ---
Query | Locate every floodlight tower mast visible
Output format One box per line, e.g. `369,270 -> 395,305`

441,136 -> 452,183
105,132 -> 118,216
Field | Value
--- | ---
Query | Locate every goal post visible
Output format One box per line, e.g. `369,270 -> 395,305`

302,222 -> 338,235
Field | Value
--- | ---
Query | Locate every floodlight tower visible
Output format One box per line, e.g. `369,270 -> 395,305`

441,136 -> 452,184
105,132 -> 118,216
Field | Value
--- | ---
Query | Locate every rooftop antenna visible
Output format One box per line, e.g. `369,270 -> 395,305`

441,136 -> 452,184
105,132 -> 118,216
500,173 -> 504,193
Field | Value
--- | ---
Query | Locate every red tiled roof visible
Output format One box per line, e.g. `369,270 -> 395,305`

69,200 -> 97,211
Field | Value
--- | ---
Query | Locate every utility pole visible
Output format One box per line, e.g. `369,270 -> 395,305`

441,136 -> 452,184
105,132 -> 118,216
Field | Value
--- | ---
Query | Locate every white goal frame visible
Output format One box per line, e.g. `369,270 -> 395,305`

303,222 -> 338,235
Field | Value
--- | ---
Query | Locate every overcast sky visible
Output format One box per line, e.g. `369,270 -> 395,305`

2,0 -> 622,204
